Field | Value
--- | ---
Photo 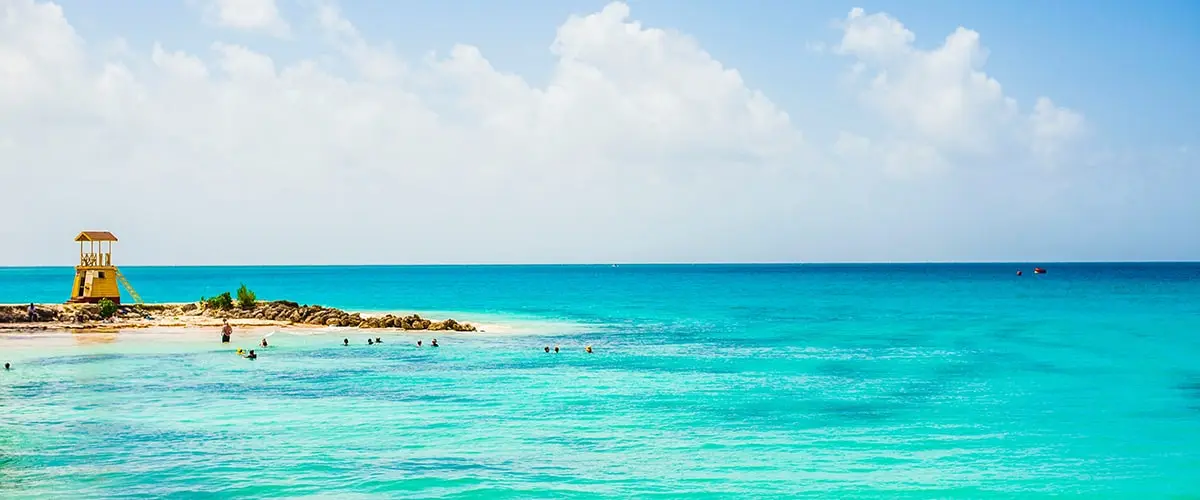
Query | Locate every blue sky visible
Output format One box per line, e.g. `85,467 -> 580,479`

1,0 -> 1197,264
52,0 -> 1199,153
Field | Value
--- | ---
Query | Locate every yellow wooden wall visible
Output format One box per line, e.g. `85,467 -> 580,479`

70,268 -> 121,302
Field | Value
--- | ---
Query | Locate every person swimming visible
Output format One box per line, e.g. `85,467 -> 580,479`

343,338 -> 349,346
368,338 -> 374,345
4,362 -> 10,370
585,346 -> 593,354
221,319 -> 232,343
431,339 -> 439,347
236,348 -> 245,356
375,337 -> 383,344
544,346 -> 550,353
554,345 -> 560,353
261,338 -> 269,348
246,350 -> 257,360
417,340 -> 423,347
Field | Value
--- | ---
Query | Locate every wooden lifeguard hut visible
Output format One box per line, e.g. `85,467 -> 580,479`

67,231 -> 143,305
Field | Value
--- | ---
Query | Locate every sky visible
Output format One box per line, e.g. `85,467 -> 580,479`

1,0 -> 1197,265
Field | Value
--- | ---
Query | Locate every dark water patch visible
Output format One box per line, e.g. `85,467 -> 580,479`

933,358 -> 987,379
814,399 -> 897,423
885,379 -> 947,406
951,349 -> 1079,379
372,455 -> 536,480
815,360 -> 885,380
159,378 -> 487,404
37,352 -> 128,366
989,327 -> 1078,352
66,421 -> 229,447
1177,376 -> 1200,411
6,379 -> 142,399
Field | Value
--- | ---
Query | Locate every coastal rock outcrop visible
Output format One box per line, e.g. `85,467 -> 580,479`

1,305 -> 61,323
0,301 -> 476,331
196,300 -> 476,331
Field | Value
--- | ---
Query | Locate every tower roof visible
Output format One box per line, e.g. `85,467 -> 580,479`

74,231 -> 118,242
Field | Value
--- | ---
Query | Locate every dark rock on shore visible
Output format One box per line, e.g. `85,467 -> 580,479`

1,301 -> 477,332
199,300 -> 476,331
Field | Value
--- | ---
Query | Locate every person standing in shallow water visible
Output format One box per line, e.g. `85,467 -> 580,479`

221,320 -> 232,343
343,338 -> 349,346
431,339 -> 439,347
4,362 -> 10,370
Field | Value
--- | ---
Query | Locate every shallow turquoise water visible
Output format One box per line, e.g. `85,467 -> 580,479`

2,264 -> 1199,498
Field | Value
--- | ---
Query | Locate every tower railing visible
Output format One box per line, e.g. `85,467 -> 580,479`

79,254 -> 113,266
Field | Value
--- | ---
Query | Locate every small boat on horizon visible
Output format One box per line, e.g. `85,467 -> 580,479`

1033,267 -> 1047,274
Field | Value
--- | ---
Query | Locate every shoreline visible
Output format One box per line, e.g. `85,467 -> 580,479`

0,301 -> 479,333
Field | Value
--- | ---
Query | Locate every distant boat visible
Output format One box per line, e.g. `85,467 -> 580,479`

1033,267 -> 1047,274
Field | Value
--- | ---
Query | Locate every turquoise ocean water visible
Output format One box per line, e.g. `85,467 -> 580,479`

2,263 -> 1199,498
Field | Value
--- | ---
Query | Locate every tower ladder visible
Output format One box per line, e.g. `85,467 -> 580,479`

114,268 -> 145,305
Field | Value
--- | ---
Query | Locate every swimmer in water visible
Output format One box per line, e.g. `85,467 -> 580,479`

585,346 -> 593,354
417,340 -> 422,347
246,350 -> 257,360
343,338 -> 349,346
554,345 -> 560,353
544,346 -> 550,353
261,338 -> 269,348
368,338 -> 374,345
431,339 -> 439,347
375,337 -> 383,344
4,363 -> 10,370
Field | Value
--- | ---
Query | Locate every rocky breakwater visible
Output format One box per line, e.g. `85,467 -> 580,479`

1,301 -> 477,332
201,300 -> 477,331
0,304 -> 64,323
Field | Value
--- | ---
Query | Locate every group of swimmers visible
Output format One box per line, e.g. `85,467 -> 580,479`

217,319 -> 594,359
545,345 -> 593,354
342,337 -> 439,347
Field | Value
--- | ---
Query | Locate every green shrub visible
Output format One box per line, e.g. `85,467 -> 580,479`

205,292 -> 233,310
236,283 -> 257,310
99,298 -> 118,319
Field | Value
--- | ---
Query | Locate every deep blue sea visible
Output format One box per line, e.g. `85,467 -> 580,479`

2,263 -> 1199,498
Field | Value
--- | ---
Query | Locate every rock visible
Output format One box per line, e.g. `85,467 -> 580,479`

2,300 -> 479,333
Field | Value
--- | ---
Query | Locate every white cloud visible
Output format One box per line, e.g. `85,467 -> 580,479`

202,0 -> 290,38
833,7 -> 1085,167
0,0 -> 1194,264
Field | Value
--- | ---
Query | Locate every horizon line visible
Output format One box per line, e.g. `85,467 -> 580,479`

2,260 -> 1198,269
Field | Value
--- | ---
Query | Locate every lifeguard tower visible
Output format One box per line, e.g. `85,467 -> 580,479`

67,231 -> 143,305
